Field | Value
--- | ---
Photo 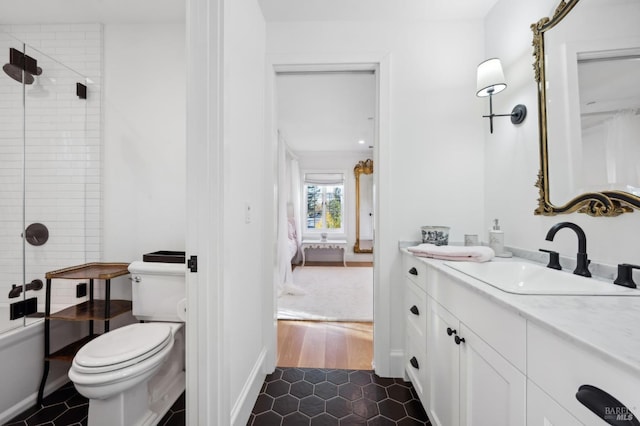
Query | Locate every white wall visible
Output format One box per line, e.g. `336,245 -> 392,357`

267,19 -> 487,375
223,0 -> 267,423
103,22 -> 186,272
484,0 -> 640,271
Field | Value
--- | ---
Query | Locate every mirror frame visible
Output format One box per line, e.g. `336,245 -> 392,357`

354,159 -> 373,254
531,0 -> 639,217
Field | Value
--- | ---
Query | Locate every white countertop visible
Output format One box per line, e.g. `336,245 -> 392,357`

401,248 -> 640,377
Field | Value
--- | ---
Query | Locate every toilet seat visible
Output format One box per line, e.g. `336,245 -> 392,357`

73,323 -> 173,374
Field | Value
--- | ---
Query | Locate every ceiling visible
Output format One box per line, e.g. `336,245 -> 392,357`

1,0 -> 499,25
258,0 -> 500,22
277,72 -> 376,154
0,0 -> 185,24
1,0 -> 498,153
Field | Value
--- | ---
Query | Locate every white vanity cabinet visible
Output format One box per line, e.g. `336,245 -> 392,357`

527,322 -> 640,425
402,252 -> 526,426
426,297 -> 526,426
402,249 -> 640,426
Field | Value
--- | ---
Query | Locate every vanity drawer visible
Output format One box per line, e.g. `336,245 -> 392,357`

528,322 -> 640,425
405,321 -> 427,401
405,279 -> 427,336
403,253 -> 428,290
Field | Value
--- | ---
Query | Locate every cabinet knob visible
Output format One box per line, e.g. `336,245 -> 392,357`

409,267 -> 418,276
454,335 -> 465,345
409,305 -> 420,315
446,327 -> 457,336
409,356 -> 419,370
576,384 -> 639,425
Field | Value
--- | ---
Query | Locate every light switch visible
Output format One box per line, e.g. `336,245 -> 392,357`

245,202 -> 251,224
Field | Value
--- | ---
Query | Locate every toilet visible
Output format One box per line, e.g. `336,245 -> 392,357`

68,260 -> 186,426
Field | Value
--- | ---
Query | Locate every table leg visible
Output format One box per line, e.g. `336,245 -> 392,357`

302,246 -> 306,267
343,246 -> 347,267
38,278 -> 52,406
89,278 -> 94,336
104,279 -> 111,332
37,360 -> 49,406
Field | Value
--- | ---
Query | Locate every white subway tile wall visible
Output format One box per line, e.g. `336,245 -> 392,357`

0,25 -> 102,311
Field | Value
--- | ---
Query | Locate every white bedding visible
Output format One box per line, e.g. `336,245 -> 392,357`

288,236 -> 298,261
287,218 -> 298,261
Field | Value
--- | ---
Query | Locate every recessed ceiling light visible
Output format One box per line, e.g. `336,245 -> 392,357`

358,140 -> 365,144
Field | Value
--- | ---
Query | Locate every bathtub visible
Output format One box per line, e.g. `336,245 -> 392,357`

0,308 -> 79,424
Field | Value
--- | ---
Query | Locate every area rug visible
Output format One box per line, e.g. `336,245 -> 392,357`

277,266 -> 373,321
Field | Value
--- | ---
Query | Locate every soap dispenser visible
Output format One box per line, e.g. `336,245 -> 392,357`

489,219 -> 512,258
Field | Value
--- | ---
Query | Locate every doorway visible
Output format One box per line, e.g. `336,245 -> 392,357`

272,69 -> 377,370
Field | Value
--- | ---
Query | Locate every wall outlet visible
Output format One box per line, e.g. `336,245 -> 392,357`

76,282 -> 87,298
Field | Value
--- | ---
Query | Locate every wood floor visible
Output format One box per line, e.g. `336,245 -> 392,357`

277,320 -> 373,370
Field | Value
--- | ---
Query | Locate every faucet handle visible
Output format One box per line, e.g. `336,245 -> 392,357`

539,249 -> 562,270
613,263 -> 640,289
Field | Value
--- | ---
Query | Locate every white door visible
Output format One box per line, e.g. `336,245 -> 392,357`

459,323 -> 526,426
428,298 -> 460,426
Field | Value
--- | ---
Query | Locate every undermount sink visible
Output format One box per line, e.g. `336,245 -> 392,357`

444,261 -> 640,296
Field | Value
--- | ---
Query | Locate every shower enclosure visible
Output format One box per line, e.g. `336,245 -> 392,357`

0,30 -> 95,336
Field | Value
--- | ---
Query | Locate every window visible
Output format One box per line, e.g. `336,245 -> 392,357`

304,173 -> 344,232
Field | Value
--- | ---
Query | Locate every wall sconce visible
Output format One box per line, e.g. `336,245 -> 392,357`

476,58 -> 526,133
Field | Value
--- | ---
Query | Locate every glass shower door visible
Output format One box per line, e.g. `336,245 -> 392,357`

23,44 -> 89,318
0,31 -> 91,334
0,32 -> 27,334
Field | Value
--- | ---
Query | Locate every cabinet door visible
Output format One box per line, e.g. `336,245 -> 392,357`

459,323 -> 526,426
427,298 -> 460,426
527,379 -> 582,426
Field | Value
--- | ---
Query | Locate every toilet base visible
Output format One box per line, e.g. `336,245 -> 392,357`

87,371 -> 185,426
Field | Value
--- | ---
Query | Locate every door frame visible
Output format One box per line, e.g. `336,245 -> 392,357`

262,52 -> 392,375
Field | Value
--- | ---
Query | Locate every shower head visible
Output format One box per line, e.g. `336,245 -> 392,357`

2,48 -> 42,85
3,63 -> 34,84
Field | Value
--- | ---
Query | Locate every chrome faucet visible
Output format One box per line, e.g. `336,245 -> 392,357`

545,222 -> 591,277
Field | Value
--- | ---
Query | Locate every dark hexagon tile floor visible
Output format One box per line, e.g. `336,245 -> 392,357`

247,368 -> 431,425
6,369 -> 428,425
5,382 -> 185,426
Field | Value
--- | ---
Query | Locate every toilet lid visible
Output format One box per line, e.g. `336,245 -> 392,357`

74,323 -> 173,373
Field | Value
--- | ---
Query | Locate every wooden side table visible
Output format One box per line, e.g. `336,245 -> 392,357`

38,262 -> 131,406
301,239 -> 348,267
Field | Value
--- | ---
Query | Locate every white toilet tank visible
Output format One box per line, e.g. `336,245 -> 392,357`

128,261 -> 186,322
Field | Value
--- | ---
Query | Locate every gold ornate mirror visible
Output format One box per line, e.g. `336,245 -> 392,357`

532,0 -> 640,216
354,159 -> 373,253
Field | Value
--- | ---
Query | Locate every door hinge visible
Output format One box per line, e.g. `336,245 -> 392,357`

187,255 -> 198,273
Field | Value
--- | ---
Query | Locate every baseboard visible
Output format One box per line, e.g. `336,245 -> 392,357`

294,261 -> 373,267
0,373 -> 69,424
230,347 -> 267,426
389,348 -> 405,378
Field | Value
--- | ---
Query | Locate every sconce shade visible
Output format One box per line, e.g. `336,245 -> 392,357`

476,58 -> 507,97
